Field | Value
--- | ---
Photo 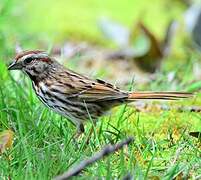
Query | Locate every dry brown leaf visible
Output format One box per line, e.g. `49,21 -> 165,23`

134,22 -> 164,73
107,20 -> 177,73
0,130 -> 14,154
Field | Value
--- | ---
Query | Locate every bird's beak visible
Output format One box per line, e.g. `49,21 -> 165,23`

8,61 -> 22,70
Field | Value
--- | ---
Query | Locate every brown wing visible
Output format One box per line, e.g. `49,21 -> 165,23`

50,68 -> 128,102
77,79 -> 128,102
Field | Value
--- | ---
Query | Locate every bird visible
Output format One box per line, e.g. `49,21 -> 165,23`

8,50 -> 193,134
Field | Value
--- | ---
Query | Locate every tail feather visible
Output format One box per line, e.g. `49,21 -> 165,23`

128,92 -> 193,100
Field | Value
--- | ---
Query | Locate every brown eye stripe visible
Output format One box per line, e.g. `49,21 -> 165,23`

15,50 -> 45,61
40,57 -> 51,63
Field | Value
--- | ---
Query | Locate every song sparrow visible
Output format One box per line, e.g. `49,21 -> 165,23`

8,50 -> 192,133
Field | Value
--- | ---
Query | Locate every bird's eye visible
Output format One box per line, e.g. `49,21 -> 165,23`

24,57 -> 34,64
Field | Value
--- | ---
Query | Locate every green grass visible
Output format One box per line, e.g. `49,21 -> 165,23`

0,0 -> 201,179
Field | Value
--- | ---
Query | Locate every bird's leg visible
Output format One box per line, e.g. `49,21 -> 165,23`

85,122 -> 97,144
78,123 -> 85,134
71,123 -> 85,148
72,122 -> 97,147
73,122 -> 97,146
73,123 -> 85,139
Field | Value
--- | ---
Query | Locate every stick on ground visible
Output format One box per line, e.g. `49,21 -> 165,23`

54,137 -> 134,180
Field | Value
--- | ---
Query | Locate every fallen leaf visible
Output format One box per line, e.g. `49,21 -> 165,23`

0,130 -> 14,154
134,22 -> 163,73
105,20 -> 177,73
189,131 -> 201,138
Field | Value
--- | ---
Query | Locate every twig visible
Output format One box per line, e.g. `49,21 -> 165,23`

54,137 -> 134,180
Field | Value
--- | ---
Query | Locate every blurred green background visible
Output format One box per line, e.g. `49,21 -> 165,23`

1,0 -> 186,47
24,0 -> 184,41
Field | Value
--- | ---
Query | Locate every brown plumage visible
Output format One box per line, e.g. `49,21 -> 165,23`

8,50 -> 193,133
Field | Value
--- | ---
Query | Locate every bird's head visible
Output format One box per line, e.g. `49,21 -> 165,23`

8,50 -> 53,78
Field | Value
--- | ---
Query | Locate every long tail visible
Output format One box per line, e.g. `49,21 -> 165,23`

128,92 -> 193,100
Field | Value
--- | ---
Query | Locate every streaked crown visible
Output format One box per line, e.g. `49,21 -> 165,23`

15,50 -> 49,62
